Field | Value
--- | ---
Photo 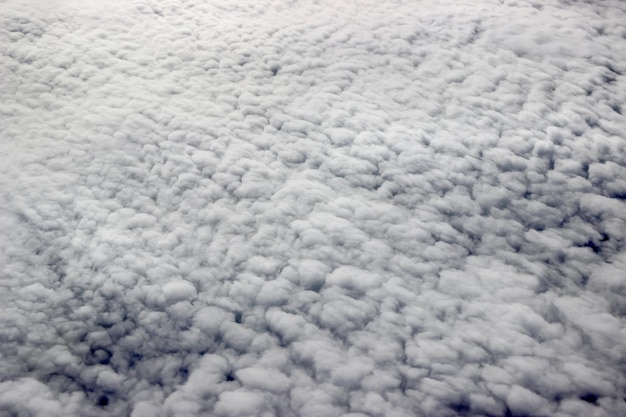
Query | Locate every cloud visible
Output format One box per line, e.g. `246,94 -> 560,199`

1,0 -> 626,416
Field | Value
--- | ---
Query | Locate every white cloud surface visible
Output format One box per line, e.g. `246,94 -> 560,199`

1,0 -> 626,416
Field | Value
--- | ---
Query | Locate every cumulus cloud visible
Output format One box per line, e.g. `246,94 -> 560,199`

1,0 -> 626,416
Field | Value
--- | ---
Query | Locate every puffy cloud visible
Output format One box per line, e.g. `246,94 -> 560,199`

1,0 -> 626,416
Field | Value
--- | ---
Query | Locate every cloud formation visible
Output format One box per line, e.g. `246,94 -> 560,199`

1,0 -> 625,416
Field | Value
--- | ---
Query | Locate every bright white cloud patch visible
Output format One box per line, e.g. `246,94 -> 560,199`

1,0 -> 626,416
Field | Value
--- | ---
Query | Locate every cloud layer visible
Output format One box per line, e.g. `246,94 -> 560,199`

1,0 -> 625,416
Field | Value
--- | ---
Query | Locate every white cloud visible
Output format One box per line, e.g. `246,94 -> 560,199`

1,0 -> 626,416
236,367 -> 291,394
214,390 -> 268,417
161,280 -> 197,304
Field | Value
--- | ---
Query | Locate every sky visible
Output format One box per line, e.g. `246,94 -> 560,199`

1,0 -> 625,416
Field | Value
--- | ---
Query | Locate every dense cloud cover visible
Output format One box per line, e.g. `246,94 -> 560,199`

1,0 -> 626,416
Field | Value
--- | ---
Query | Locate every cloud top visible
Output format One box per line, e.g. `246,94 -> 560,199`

1,0 -> 625,416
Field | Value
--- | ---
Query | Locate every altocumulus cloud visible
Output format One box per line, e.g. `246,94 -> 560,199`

1,0 -> 626,416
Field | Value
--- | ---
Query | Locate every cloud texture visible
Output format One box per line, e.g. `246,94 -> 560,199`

1,0 -> 625,416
